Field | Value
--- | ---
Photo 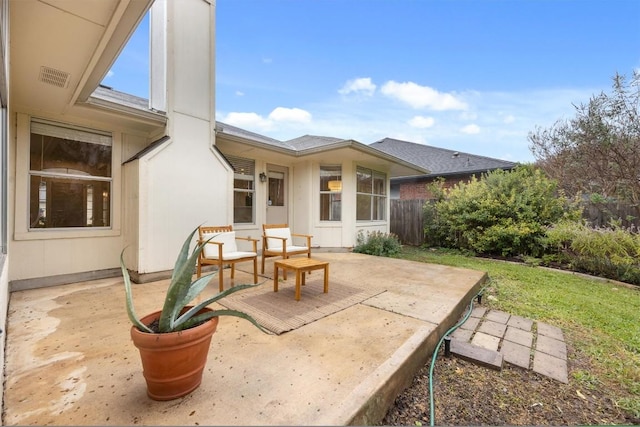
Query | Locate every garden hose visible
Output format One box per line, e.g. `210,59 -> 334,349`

428,281 -> 489,426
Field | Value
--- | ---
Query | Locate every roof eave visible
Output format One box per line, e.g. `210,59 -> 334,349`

81,95 -> 168,126
297,139 -> 430,176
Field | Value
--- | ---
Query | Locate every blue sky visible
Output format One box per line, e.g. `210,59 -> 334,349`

103,0 -> 640,163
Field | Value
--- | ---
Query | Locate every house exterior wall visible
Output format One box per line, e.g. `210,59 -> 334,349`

211,143 -> 395,250
7,0 -> 222,284
134,117 -> 230,274
0,0 -> 8,409
132,0 -> 223,276
10,112 -> 129,283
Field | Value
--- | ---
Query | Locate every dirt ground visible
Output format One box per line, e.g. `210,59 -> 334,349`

381,351 -> 638,426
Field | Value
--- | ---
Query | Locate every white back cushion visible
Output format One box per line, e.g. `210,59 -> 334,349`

202,231 -> 237,258
265,227 -> 292,249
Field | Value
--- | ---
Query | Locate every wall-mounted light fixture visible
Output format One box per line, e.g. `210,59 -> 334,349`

328,180 -> 342,192
259,172 -> 267,183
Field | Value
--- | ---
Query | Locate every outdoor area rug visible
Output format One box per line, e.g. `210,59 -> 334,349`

217,278 -> 385,335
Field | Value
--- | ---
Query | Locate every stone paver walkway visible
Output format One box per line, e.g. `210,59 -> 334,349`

449,307 -> 569,383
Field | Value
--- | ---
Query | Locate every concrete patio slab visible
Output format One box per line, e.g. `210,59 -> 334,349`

537,322 -> 565,341
500,340 -> 531,369
477,319 -> 507,338
471,332 -> 501,351
507,314 -> 533,331
2,252 -> 486,426
536,334 -> 567,360
533,351 -> 569,383
504,326 -> 533,347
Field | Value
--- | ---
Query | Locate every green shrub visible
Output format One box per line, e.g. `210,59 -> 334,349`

543,220 -> 640,284
424,165 -> 581,257
353,230 -> 402,257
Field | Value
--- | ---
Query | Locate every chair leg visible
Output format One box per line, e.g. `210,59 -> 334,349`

196,260 -> 202,278
253,258 -> 258,284
261,255 -> 266,274
218,262 -> 224,292
231,263 -> 235,279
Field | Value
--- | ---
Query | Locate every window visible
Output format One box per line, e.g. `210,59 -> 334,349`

320,166 -> 341,221
356,166 -> 386,221
227,155 -> 255,224
29,120 -> 112,229
267,171 -> 285,207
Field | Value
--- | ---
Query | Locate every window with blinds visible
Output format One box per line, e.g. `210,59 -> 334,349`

29,119 -> 112,229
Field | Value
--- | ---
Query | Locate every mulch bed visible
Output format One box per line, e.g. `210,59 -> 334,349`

380,351 -> 638,426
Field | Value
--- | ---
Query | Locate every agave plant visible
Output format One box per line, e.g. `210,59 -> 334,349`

120,226 -> 267,334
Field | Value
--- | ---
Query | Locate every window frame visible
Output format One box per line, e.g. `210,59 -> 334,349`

28,119 -> 113,230
226,155 -> 256,225
319,165 -> 342,222
356,166 -> 387,222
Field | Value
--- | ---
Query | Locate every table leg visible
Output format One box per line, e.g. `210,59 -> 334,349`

323,264 -> 329,293
295,270 -> 301,301
274,265 -> 279,292
301,271 -> 306,286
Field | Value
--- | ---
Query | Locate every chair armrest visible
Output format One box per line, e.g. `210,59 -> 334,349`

199,240 -> 224,259
291,233 -> 312,246
236,236 -> 258,252
236,236 -> 259,243
291,233 -> 312,239
263,235 -> 287,241
262,235 -> 287,253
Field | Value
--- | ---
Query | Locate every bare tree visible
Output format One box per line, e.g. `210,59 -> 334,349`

529,71 -> 640,218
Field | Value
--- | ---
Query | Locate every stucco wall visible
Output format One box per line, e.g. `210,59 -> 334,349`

10,113 -> 128,282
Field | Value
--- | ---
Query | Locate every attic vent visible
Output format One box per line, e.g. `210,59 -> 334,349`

39,66 -> 70,88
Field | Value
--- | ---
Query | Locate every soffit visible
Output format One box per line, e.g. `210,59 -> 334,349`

9,0 -> 152,115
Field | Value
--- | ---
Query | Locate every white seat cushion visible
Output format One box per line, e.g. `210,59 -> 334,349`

221,251 -> 257,261
282,245 -> 309,253
265,228 -> 292,249
202,231 -> 238,259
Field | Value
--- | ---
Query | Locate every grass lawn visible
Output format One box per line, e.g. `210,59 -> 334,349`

398,246 -> 640,418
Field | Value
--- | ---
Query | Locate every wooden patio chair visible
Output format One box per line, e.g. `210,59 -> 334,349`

197,225 -> 259,292
261,223 -> 312,279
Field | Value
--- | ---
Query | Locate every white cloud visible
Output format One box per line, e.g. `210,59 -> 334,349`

503,114 -> 515,124
106,70 -> 114,78
459,111 -> 478,120
217,86 -> 598,164
338,77 -> 377,96
262,57 -> 273,64
222,112 -> 272,130
235,91 -> 245,97
268,107 -> 312,123
460,124 -> 481,134
380,81 -> 468,110
220,107 -> 312,133
408,115 -> 435,128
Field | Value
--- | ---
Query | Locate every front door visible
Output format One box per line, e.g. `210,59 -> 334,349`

266,164 -> 288,224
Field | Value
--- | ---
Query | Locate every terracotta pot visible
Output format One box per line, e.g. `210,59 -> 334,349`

130,307 -> 219,401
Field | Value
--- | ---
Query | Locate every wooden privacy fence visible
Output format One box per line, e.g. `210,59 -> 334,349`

582,201 -> 639,229
390,199 -> 427,246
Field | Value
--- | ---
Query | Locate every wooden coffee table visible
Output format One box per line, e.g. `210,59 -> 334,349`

273,258 -> 329,301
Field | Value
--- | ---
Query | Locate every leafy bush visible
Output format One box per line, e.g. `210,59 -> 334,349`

424,165 -> 581,257
544,220 -> 640,284
353,230 -> 402,257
